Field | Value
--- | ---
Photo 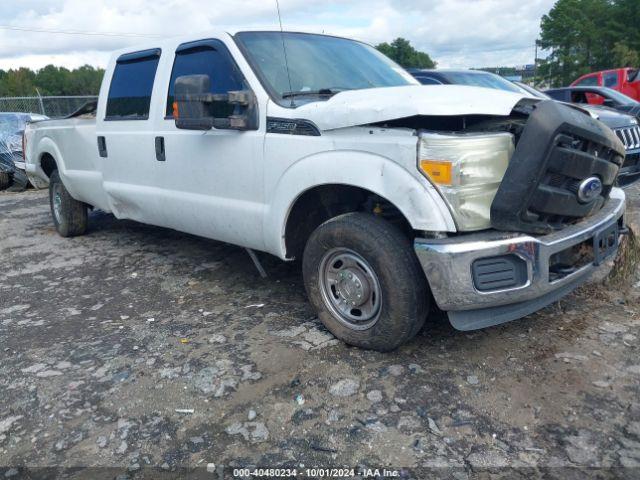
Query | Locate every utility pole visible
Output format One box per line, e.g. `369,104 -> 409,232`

534,40 -> 539,86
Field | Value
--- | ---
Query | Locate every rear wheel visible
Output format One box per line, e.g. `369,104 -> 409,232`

49,170 -> 88,237
302,213 -> 429,352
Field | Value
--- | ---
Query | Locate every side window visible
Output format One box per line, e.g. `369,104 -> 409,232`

576,75 -> 598,87
106,49 -> 161,120
603,72 -> 618,88
166,40 -> 246,117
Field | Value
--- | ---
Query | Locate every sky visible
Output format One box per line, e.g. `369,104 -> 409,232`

0,0 -> 556,71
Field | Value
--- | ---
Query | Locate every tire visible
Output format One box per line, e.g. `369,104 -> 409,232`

49,170 -> 88,237
6,168 -> 29,192
302,212 -> 429,352
0,172 -> 9,191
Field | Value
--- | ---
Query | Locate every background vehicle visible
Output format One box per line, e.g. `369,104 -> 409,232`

408,68 -> 524,93
572,68 -> 640,101
0,112 -> 48,191
25,31 -> 627,351
545,86 -> 640,119
514,83 -> 640,187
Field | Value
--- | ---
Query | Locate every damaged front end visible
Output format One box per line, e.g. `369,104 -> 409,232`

412,99 -> 627,331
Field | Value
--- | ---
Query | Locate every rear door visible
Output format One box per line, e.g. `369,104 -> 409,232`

97,48 -> 165,225
152,38 -> 266,249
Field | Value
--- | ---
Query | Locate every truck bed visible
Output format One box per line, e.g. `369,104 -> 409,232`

25,116 -> 112,211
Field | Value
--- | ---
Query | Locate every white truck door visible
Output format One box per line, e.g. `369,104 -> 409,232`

152,39 -> 265,250
96,48 -> 167,226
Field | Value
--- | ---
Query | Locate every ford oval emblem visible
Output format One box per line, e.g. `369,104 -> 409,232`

577,177 -> 603,203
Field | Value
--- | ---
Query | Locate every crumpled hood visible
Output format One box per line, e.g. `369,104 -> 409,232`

278,85 -> 529,131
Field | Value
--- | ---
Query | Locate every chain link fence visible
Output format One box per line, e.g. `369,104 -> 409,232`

0,96 -> 97,118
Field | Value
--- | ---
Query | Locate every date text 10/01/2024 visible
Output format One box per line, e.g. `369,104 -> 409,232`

231,468 -> 401,477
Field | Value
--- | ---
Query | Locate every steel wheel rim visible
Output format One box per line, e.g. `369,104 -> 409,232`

318,248 -> 382,330
52,184 -> 62,224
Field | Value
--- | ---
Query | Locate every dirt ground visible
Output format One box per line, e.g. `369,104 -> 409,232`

1,187 -> 640,479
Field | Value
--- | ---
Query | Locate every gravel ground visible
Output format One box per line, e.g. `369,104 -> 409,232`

1,187 -> 640,479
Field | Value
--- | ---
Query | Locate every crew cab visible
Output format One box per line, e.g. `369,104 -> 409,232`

572,68 -> 640,102
24,31 -> 627,351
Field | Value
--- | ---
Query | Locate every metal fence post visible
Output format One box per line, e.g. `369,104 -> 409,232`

35,89 -> 46,115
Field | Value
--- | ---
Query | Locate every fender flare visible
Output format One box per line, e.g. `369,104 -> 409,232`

263,150 -> 456,259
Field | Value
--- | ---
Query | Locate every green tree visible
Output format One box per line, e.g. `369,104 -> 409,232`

613,42 -> 640,67
0,68 -> 36,96
376,38 -> 436,69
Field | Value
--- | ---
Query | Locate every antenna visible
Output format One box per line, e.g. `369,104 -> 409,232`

275,0 -> 294,107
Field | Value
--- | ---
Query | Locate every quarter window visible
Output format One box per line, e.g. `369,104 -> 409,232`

106,49 -> 161,120
166,40 -> 246,117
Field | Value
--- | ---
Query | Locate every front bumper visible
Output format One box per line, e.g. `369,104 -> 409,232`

414,188 -> 626,331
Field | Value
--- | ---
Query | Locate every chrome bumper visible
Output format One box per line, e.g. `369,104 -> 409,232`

414,188 -> 626,330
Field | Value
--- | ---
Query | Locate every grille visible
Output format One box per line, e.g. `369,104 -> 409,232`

491,100 -> 625,235
531,133 -> 619,227
614,125 -> 640,151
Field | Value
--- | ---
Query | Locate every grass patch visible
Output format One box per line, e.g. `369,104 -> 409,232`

610,228 -> 640,288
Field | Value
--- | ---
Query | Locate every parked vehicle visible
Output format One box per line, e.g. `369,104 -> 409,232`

0,112 -> 48,191
513,83 -> 640,187
410,71 -> 640,187
571,68 -> 640,102
25,31 -> 627,351
544,86 -> 640,119
407,68 -> 524,93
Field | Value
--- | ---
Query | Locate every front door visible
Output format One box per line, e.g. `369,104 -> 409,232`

152,39 -> 265,250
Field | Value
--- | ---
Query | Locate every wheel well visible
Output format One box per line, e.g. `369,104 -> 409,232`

40,153 -> 57,179
284,184 -> 413,260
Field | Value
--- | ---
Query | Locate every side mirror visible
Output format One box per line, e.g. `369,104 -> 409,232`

602,98 -> 616,108
174,74 -> 258,131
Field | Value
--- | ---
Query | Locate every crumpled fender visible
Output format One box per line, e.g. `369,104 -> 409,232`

263,150 -> 456,259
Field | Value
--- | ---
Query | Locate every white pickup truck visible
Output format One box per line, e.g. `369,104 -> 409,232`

25,30 -> 627,351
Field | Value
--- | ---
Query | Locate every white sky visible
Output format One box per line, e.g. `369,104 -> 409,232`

0,0 -> 555,70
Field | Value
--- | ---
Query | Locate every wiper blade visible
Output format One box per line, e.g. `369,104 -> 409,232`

281,88 -> 349,99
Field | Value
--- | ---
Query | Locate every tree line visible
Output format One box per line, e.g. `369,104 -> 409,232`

0,65 -> 104,97
539,0 -> 640,86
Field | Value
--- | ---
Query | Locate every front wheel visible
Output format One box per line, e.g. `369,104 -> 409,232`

49,170 -> 88,237
302,213 -> 429,352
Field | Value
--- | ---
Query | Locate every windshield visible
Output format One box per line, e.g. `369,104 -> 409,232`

440,71 -> 523,93
235,32 -> 417,105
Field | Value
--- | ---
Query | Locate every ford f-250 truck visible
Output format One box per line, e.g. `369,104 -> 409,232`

24,31 -> 627,351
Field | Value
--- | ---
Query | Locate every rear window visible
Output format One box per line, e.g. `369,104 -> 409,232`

166,40 -> 245,117
106,49 -> 161,120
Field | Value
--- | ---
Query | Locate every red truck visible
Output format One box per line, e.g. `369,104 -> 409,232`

572,68 -> 640,101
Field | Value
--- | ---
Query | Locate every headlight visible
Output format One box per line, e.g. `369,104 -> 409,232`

418,131 -> 515,231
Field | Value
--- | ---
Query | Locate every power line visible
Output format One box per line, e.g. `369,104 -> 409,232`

0,25 -> 163,38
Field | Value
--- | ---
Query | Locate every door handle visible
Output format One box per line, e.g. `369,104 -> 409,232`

97,136 -> 107,158
155,136 -> 165,162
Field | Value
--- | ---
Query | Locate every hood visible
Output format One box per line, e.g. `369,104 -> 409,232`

578,104 -> 638,129
281,85 -> 529,131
